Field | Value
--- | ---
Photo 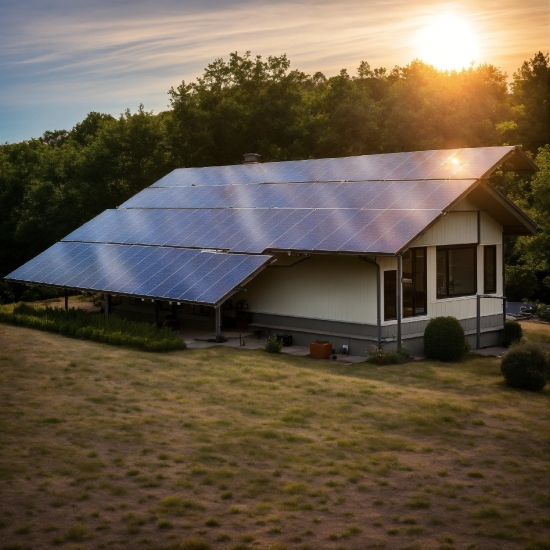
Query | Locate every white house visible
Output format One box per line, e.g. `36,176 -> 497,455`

6,146 -> 537,355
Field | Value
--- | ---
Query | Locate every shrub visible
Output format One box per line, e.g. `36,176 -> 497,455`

0,303 -> 185,352
367,343 -> 410,365
500,343 -> 548,391
537,303 -> 550,322
265,335 -> 283,354
503,320 -> 523,347
424,316 -> 468,362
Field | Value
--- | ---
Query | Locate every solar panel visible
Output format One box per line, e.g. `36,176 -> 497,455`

149,147 -> 516,188
6,242 -> 272,305
62,202 -> 456,254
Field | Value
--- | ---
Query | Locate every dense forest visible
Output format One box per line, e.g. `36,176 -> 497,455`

1,51 -> 549,304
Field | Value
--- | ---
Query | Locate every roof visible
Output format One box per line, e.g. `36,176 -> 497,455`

6,146 -> 538,304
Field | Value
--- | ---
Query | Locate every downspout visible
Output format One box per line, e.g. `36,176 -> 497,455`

363,257 -> 381,347
397,254 -> 402,351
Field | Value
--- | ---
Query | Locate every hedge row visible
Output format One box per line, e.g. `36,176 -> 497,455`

0,303 -> 186,352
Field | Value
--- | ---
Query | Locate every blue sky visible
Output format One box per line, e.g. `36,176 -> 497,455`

1,0 -> 548,144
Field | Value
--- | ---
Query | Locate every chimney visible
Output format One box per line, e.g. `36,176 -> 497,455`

243,153 -> 261,164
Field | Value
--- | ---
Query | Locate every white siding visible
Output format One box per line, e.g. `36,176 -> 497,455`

480,211 -> 502,244
414,212 -> 478,247
239,254 -> 377,324
401,209 -> 505,322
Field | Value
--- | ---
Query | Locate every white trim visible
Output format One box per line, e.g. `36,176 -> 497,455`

382,315 -> 430,327
433,295 -> 477,304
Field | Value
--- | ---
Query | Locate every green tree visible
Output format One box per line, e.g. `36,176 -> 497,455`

511,52 -> 550,153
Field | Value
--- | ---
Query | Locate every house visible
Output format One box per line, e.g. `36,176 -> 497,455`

6,146 -> 537,355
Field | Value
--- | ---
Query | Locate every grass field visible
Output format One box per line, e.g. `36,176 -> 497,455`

0,321 -> 549,550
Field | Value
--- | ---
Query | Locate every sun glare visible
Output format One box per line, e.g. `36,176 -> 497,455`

416,13 -> 479,71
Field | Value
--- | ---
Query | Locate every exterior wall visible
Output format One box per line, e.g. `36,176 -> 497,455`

413,211 -> 478,247
382,207 -> 504,329
251,311 -> 504,356
236,254 -> 377,325
241,208 -> 506,356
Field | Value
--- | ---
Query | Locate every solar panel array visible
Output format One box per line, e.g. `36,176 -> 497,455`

120,180 -> 474,210
7,146 -> 521,303
7,242 -> 271,305
151,146 -> 515,187
63,207 -> 443,254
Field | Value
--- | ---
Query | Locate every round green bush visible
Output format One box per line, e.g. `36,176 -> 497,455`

423,316 -> 468,361
503,319 -> 523,347
265,335 -> 283,354
500,344 -> 548,391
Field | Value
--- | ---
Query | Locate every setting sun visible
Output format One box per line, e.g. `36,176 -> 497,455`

416,13 -> 479,71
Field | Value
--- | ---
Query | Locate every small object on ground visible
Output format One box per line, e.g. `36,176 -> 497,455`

310,340 -> 332,359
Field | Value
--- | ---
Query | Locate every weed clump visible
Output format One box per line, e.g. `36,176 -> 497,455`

500,343 -> 548,391
503,320 -> 523,347
0,303 -> 185,352
367,343 -> 410,365
265,335 -> 283,354
423,316 -> 469,361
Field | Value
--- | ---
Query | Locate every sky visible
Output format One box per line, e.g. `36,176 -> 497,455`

1,0 -> 548,144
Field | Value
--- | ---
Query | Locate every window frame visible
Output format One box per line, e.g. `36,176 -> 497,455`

484,245 -> 497,294
436,244 -> 478,299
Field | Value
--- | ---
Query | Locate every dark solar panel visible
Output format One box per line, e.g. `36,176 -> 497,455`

6,242 -> 272,305
148,147 -> 516,188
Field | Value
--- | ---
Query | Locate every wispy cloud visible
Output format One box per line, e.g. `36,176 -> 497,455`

0,0 -> 547,142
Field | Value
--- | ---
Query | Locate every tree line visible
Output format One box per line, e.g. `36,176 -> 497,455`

1,51 -> 549,303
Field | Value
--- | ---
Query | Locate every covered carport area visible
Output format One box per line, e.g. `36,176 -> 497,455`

6,241 -> 273,342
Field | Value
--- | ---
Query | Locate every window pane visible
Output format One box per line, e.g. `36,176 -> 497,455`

448,248 -> 476,296
415,273 -> 426,314
484,246 -> 496,293
436,249 -> 447,298
384,270 -> 396,321
403,280 -> 413,318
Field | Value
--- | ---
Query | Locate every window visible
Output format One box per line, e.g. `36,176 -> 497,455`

437,245 -> 477,299
384,270 -> 396,321
484,246 -> 497,294
402,248 -> 427,317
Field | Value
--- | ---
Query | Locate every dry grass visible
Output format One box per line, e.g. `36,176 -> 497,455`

0,320 -> 549,550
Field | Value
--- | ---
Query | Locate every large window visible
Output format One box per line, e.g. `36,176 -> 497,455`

402,248 -> 427,317
383,247 -> 427,321
437,245 -> 477,298
484,245 -> 497,294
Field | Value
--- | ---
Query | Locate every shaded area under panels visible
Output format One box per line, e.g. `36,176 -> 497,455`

120,179 -> 475,210
150,147 -> 515,187
6,242 -> 272,306
61,208 -> 441,255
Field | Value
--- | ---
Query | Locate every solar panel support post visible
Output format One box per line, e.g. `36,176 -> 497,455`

397,255 -> 402,352
64,289 -> 68,311
155,300 -> 160,330
215,306 -> 221,342
104,294 -> 109,319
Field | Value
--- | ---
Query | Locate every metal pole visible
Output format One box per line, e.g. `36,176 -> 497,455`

397,255 -> 402,352
502,296 -> 507,345
64,289 -> 68,311
104,294 -> 109,319
215,306 -> 221,342
476,294 -> 481,350
155,300 -> 160,330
